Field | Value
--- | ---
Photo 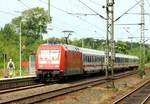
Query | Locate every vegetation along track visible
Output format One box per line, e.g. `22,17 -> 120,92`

0,70 -> 137,104
112,79 -> 150,104
0,76 -> 37,90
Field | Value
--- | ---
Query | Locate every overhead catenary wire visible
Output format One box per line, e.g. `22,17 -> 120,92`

115,23 -> 142,25
146,0 -> 150,7
18,0 -> 81,31
38,0 -> 105,35
125,13 -> 150,15
123,27 -> 134,36
0,10 -> 17,16
64,0 -> 105,35
78,0 -> 106,20
88,0 -> 104,7
66,0 -> 97,16
64,0 -> 105,32
17,0 -> 30,9
55,18 -> 102,33
76,16 -> 105,33
114,0 -> 141,22
38,0 -> 70,13
67,0 -> 87,11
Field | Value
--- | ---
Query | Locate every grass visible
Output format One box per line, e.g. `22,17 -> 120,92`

145,63 -> 150,67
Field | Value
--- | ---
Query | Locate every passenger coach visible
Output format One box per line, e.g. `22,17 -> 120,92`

35,44 -> 139,82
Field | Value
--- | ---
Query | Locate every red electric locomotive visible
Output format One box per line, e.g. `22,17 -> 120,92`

36,44 -> 139,82
36,44 -> 83,81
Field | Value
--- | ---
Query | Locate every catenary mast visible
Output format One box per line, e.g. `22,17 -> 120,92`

105,0 -> 115,88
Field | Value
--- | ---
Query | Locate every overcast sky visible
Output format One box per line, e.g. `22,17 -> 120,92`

0,0 -> 150,43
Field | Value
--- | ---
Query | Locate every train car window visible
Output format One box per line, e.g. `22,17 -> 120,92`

92,56 -> 94,63
93,56 -> 95,63
97,57 -> 101,62
83,55 -> 85,63
119,58 -> 122,63
99,56 -> 101,63
88,56 -> 90,63
122,58 -> 124,63
85,56 -> 87,63
96,56 -> 98,63
95,57 -> 97,62
88,56 -> 89,63
86,56 -> 88,63
118,57 -> 120,63
90,56 -> 92,63
96,57 -> 99,63
91,56 -> 93,63
98,57 -> 100,63
115,57 -> 118,63
102,56 -> 104,63
127,58 -> 129,63
117,57 -> 119,63
119,58 -> 121,63
121,58 -> 123,63
92,56 -> 95,63
129,59 -> 131,63
100,56 -> 102,63
99,57 -> 101,63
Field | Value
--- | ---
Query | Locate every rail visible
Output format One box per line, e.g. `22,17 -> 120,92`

112,79 -> 150,104
0,70 -> 137,104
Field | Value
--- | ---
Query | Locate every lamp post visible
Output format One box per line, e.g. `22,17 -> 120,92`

19,21 -> 22,76
19,19 -> 26,76
39,21 -> 42,41
47,26 -> 53,44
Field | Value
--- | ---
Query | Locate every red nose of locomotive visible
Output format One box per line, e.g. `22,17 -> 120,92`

37,49 -> 61,69
35,44 -> 64,81
36,46 -> 61,70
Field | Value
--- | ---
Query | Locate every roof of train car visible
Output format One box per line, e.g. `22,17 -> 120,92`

39,44 -> 139,59
63,44 -> 138,59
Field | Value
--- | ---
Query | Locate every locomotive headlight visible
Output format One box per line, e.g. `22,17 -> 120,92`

39,64 -> 44,68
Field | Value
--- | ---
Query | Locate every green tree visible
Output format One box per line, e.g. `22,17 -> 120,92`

115,41 -> 128,54
11,7 -> 51,60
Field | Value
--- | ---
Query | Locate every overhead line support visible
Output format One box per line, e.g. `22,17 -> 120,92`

139,0 -> 145,77
105,0 -> 115,88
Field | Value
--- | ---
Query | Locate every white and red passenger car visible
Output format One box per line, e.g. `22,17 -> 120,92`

35,44 -> 139,81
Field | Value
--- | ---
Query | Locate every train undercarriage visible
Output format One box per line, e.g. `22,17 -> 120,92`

36,70 -> 62,82
36,65 -> 138,82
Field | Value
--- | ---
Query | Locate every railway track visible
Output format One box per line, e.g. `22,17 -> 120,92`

0,70 -> 137,104
0,84 -> 45,94
0,76 -> 37,90
112,79 -> 150,104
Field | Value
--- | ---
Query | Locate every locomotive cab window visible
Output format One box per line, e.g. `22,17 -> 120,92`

38,49 -> 60,64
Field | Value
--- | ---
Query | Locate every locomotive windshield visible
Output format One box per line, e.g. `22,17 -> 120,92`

38,49 -> 60,65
